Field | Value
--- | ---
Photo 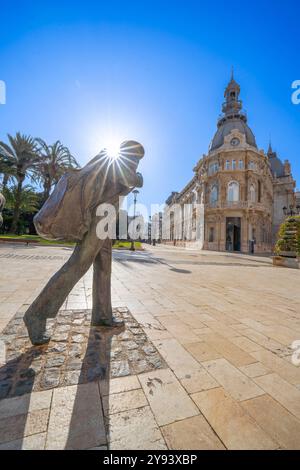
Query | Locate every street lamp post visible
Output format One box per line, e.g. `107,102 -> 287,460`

282,204 -> 300,217
148,215 -> 152,244
130,189 -> 139,251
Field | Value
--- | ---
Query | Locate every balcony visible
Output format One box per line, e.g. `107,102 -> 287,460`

205,201 -> 267,211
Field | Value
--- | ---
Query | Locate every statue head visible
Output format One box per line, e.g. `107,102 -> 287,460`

34,140 -> 144,241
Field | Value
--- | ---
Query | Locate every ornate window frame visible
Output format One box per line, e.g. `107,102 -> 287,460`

227,180 -> 240,202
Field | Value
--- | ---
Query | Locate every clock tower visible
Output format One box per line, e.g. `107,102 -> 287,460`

162,73 -> 296,255
198,73 -> 273,253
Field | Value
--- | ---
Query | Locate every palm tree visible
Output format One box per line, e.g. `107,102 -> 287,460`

36,139 -> 79,201
0,133 -> 39,233
0,153 -> 15,189
3,184 -> 40,214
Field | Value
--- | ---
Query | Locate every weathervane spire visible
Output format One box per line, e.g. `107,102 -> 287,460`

267,135 -> 273,155
231,65 -> 234,81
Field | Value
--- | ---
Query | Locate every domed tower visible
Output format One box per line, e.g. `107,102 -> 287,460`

210,71 -> 257,152
195,73 -> 274,253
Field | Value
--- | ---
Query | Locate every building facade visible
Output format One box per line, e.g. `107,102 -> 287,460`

162,75 -> 297,253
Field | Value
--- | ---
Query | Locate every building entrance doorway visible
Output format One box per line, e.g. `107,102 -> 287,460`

226,217 -> 241,251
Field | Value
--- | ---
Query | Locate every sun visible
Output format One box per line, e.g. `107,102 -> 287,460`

104,140 -> 121,160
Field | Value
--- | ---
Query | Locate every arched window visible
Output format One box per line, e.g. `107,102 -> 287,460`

249,184 -> 256,203
228,181 -> 239,202
210,185 -> 218,205
258,181 -> 262,202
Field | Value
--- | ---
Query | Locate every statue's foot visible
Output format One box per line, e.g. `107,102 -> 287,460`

91,318 -> 125,328
23,312 -> 51,346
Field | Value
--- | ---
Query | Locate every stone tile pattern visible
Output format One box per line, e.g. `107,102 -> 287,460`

0,308 -> 166,399
1,244 -> 300,450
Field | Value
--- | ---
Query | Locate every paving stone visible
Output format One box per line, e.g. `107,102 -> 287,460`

65,359 -> 83,371
29,360 -> 43,374
180,368 -> 218,394
14,379 -> 35,396
86,365 -> 106,382
147,354 -> 163,369
71,334 -> 85,343
126,341 -> 139,350
0,408 -> 49,443
242,328 -> 284,353
239,362 -> 271,378
56,325 -> 70,333
133,359 -> 149,374
254,373 -> 300,420
73,318 -> 85,326
68,344 -> 83,358
88,446 -> 107,450
138,368 -> 199,426
103,389 -> 148,416
46,383 -> 106,450
158,317 -> 199,343
162,415 -> 225,450
100,375 -> 141,396
108,406 -> 167,450
153,338 -> 200,379
242,394 -> 300,450
62,370 -> 83,386
183,341 -> 222,362
230,336 -> 263,353
142,327 -> 173,342
111,360 -> 130,378
51,332 -> 69,342
0,381 -> 12,399
200,320 -> 240,339
203,333 -> 257,367
192,388 -> 278,450
202,358 -> 265,401
0,390 -> 52,419
127,349 -> 144,362
251,349 -> 300,385
45,355 -> 65,368
48,342 -> 67,353
40,369 -> 61,389
142,345 -> 157,355
0,432 -> 46,450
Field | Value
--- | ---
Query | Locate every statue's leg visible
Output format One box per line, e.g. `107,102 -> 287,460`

24,225 -> 105,345
91,238 -> 114,326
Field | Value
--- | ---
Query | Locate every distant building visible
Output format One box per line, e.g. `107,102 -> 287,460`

162,74 -> 297,253
151,212 -> 163,241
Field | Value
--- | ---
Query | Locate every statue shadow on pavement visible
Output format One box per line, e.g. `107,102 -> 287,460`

0,312 -> 124,450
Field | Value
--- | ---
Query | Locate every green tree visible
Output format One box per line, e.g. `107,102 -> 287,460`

0,133 -> 39,233
275,216 -> 300,256
3,184 -> 40,213
0,152 -> 15,189
36,139 -> 79,201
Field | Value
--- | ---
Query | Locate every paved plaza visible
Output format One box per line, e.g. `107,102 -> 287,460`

0,243 -> 300,449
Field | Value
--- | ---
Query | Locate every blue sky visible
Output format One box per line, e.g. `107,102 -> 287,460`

0,0 -> 299,211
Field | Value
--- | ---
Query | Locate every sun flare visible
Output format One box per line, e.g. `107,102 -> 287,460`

104,140 -> 121,160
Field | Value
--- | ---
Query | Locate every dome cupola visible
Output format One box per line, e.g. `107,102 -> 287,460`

210,71 -> 257,152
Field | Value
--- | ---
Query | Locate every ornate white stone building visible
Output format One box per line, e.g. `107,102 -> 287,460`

162,74 -> 297,253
